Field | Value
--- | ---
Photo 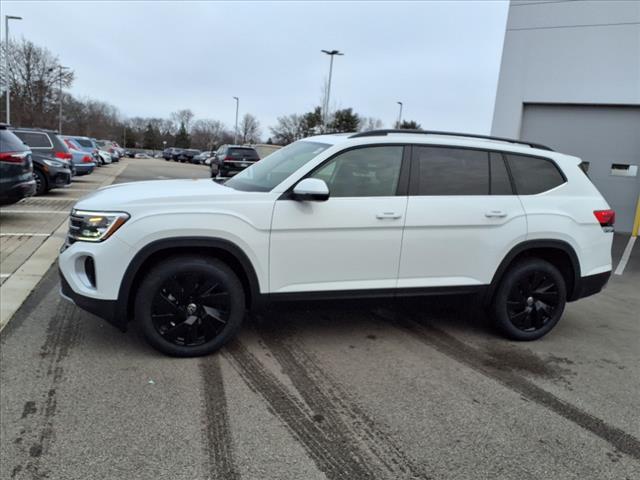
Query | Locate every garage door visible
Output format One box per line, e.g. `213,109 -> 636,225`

521,104 -> 640,233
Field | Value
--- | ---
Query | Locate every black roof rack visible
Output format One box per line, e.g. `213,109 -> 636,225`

349,129 -> 554,151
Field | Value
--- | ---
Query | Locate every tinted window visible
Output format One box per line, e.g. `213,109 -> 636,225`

506,154 -> 565,195
13,131 -> 52,148
228,148 -> 259,159
490,152 -> 513,195
0,130 -> 28,152
311,146 -> 403,197
415,147 -> 489,195
74,138 -> 93,148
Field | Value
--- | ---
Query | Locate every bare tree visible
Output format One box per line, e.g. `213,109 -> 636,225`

359,117 -> 384,131
170,109 -> 194,132
1,39 -> 74,128
191,119 -> 228,150
269,114 -> 304,145
239,113 -> 261,144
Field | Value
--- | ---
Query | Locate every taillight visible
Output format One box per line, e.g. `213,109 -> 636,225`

55,151 -> 73,160
594,209 -> 615,231
0,151 -> 27,163
82,155 -> 93,163
224,156 -> 234,162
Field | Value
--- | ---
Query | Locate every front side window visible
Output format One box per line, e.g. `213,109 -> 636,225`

225,140 -> 330,192
414,146 -> 489,195
506,154 -> 565,195
311,146 -> 403,197
13,131 -> 52,149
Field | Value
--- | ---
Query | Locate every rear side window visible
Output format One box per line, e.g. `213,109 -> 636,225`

506,154 -> 565,195
13,131 -> 52,149
414,146 -> 489,195
0,130 -> 28,152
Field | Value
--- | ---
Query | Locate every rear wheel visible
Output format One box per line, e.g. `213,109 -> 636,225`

491,258 -> 566,341
135,256 -> 245,357
33,169 -> 48,195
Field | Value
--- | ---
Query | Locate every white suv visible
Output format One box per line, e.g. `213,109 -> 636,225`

59,130 -> 614,357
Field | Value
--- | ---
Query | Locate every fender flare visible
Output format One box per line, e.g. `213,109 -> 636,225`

116,237 -> 262,325
485,239 -> 581,305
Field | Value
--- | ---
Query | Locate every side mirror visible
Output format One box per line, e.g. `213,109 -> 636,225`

292,178 -> 330,201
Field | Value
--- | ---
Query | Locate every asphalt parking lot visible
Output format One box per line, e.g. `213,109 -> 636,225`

1,158 -> 639,480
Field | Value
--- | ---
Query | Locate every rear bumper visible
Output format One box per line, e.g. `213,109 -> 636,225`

73,164 -> 95,175
59,267 -> 124,331
570,271 -> 611,301
0,179 -> 36,204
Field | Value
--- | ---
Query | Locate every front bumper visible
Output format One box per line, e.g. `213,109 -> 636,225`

59,267 -> 123,331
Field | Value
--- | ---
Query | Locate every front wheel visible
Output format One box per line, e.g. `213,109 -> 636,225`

491,258 -> 566,341
135,256 -> 245,357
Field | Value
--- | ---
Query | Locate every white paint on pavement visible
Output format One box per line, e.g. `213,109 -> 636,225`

0,210 -> 68,214
614,236 -> 636,275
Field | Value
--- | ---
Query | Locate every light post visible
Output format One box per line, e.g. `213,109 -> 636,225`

396,101 -> 403,128
162,140 -> 167,151
233,96 -> 239,144
321,49 -> 343,129
58,65 -> 69,134
4,15 -> 22,124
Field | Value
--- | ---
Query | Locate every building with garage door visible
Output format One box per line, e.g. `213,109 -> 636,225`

491,0 -> 640,233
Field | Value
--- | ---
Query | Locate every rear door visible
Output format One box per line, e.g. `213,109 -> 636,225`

269,145 -> 409,294
398,146 -> 527,289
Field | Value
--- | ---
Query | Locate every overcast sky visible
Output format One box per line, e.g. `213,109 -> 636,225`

3,1 -> 509,135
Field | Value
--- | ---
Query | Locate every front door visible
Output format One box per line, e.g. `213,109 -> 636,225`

269,145 -> 408,294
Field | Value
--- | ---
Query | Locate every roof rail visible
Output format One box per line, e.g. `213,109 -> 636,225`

349,129 -> 554,151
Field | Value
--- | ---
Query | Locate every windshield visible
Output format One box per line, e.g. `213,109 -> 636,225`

225,141 -> 330,192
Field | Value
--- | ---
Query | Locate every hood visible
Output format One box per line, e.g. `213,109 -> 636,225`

74,178 -> 246,211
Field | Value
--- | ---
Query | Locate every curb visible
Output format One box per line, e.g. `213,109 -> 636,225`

0,162 -> 128,332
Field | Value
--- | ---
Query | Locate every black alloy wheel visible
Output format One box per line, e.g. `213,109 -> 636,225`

492,258 -> 566,341
136,256 -> 245,356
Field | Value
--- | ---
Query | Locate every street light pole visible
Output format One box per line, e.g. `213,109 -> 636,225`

233,96 -> 239,144
396,101 -> 403,128
4,15 -> 22,124
321,49 -> 343,129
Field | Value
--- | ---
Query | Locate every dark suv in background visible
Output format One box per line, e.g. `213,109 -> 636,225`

12,127 -> 73,195
163,147 -> 183,161
0,125 -> 36,205
210,145 -> 260,178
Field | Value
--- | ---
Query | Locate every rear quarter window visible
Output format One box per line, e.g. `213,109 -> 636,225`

505,154 -> 565,195
13,131 -> 52,149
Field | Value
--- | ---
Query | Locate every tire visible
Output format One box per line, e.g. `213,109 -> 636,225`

33,169 -> 48,195
491,258 -> 566,341
135,255 -> 245,357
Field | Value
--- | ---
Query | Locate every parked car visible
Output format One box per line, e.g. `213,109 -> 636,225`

62,139 -> 96,176
162,147 -> 183,161
193,151 -> 213,165
31,153 -> 72,195
12,127 -> 76,177
95,140 -> 120,162
178,149 -> 201,163
58,129 -> 615,357
134,152 -> 151,159
63,136 -> 103,166
210,145 -> 260,178
0,124 -> 36,205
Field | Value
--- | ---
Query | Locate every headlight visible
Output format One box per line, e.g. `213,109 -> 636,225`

43,159 -> 64,167
69,209 -> 130,242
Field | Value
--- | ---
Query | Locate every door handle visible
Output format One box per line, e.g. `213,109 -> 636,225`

376,212 -> 402,220
485,210 -> 508,218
